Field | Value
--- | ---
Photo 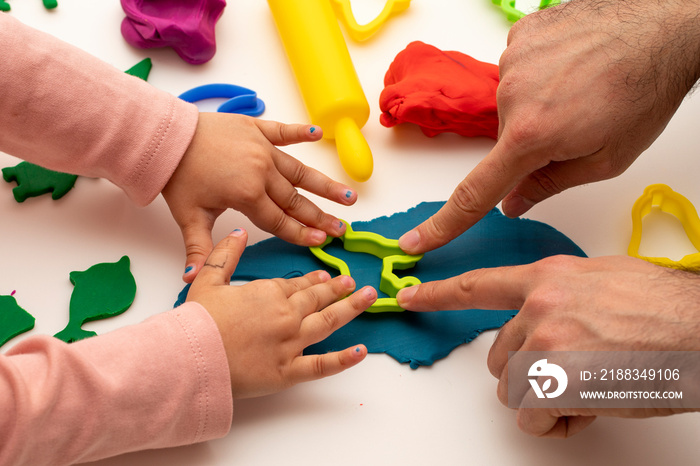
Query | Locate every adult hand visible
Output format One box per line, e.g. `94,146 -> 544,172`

397,255 -> 700,437
162,112 -> 359,282
186,228 -> 376,399
399,0 -> 700,255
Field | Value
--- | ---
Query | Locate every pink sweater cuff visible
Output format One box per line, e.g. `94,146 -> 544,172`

0,303 -> 233,465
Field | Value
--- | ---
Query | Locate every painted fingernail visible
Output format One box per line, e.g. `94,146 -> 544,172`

362,286 -> 377,300
354,346 -> 361,353
309,126 -> 318,134
184,265 -> 195,275
230,228 -> 245,237
398,230 -> 420,251
345,189 -> 353,199
397,286 -> 417,306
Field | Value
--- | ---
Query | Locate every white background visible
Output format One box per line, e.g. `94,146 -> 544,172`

2,1 -> 700,465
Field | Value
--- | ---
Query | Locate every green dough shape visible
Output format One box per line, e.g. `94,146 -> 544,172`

0,0 -> 57,11
0,295 -> 35,347
124,58 -> 153,81
54,256 -> 137,343
2,162 -> 78,203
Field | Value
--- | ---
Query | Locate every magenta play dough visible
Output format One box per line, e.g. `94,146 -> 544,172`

120,0 -> 226,65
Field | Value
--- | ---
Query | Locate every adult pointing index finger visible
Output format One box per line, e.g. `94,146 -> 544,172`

398,141 -> 532,255
396,264 -> 531,313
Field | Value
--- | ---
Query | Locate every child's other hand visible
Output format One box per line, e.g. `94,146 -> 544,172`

185,228 -> 374,399
162,112 -> 358,283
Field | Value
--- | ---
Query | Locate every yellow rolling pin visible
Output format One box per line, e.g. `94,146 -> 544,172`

268,0 -> 373,182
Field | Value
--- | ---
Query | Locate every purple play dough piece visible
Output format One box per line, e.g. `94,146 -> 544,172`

120,0 -> 226,65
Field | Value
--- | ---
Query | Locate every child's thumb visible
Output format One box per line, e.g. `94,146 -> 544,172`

191,229 -> 248,287
180,215 -> 216,283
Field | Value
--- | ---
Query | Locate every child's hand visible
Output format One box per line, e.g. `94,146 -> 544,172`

186,228 -> 375,399
162,112 -> 358,283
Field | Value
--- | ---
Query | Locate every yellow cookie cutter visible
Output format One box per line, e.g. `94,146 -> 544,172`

628,184 -> 700,271
331,0 -> 411,41
310,221 -> 423,312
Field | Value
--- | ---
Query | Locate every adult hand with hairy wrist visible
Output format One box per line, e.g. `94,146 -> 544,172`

398,255 -> 700,437
399,0 -> 700,255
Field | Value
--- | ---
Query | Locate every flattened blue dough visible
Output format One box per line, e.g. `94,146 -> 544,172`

175,202 -> 586,368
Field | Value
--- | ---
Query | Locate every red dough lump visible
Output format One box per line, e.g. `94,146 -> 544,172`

380,41 -> 499,139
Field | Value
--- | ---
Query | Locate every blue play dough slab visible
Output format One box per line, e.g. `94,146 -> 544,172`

175,202 -> 586,368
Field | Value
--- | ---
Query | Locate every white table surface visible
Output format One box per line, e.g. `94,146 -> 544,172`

2,1 -> 700,465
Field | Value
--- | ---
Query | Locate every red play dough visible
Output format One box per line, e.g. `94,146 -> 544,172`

380,41 -> 499,139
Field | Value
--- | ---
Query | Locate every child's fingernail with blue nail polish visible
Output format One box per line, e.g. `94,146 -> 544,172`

184,265 -> 194,274
310,126 -> 317,134
345,190 -> 353,199
230,228 -> 244,237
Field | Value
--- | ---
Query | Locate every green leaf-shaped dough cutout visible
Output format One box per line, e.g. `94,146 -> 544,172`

54,256 -> 136,343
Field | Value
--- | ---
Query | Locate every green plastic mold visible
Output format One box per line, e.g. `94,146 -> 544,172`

492,0 -> 560,22
310,222 -> 423,312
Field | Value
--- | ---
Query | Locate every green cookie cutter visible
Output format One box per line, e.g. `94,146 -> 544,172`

492,0 -> 560,22
310,222 -> 423,312
628,184 -> 700,272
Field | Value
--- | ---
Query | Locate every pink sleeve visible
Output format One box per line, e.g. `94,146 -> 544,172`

0,13 -> 199,206
0,302 -> 233,465
0,16 -> 233,464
